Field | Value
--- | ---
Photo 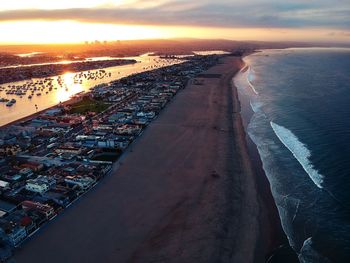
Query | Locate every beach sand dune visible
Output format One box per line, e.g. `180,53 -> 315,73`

13,57 -> 274,263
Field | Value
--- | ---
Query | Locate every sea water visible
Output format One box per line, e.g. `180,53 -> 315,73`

234,48 -> 350,262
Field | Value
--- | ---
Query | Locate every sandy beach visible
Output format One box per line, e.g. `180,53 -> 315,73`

12,56 -> 286,263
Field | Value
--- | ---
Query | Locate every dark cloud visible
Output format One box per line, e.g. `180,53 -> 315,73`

0,0 -> 349,29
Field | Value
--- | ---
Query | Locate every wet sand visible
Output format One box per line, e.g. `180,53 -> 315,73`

13,56 -> 282,263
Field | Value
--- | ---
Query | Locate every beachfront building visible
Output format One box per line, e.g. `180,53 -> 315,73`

136,111 -> 156,119
115,124 -> 142,136
21,201 -> 55,220
64,176 -> 95,191
25,176 -> 56,194
25,180 -> 49,194
5,210 -> 37,236
42,191 -> 70,207
0,220 -> 27,247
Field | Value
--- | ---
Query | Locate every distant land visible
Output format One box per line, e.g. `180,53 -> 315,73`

1,38 -> 348,62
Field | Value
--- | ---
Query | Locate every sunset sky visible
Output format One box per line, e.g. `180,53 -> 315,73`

0,0 -> 349,44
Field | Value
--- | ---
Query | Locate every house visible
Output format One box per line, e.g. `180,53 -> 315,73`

1,174 -> 22,182
64,176 -> 95,191
96,139 -> 117,149
26,210 -> 47,227
55,146 -> 82,155
51,186 -> 78,202
115,124 -> 142,136
0,219 -> 27,247
42,191 -> 70,207
76,135 -> 103,141
0,180 -> 9,190
21,201 -> 55,220
29,118 -> 52,128
44,108 -> 62,116
136,111 -> 156,119
19,168 -> 34,178
5,211 -> 36,235
114,141 -> 129,150
25,180 -> 48,194
0,145 -> 21,156
108,112 -> 133,124
20,216 -> 36,234
19,162 -> 43,172
25,175 -> 56,193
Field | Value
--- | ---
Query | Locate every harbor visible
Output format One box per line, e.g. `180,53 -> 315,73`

0,54 -> 183,127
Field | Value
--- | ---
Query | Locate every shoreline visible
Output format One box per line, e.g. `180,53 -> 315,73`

234,56 -> 298,262
229,56 -> 294,262
0,96 -> 81,129
12,55 -> 292,262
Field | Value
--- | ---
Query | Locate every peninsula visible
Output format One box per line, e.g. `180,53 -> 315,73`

6,55 -> 292,262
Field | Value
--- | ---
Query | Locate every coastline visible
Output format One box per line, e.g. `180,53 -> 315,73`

235,48 -> 350,263
12,55 -> 291,262
235,55 -> 298,262
229,55 -> 297,262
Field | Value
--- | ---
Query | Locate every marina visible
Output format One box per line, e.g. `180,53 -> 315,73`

0,54 -> 183,127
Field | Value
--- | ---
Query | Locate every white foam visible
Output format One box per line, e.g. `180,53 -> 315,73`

247,66 -> 255,81
246,66 -> 259,95
299,237 -> 331,263
270,121 -> 324,188
249,100 -> 263,113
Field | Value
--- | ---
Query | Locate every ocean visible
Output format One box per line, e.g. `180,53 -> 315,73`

234,48 -> 350,263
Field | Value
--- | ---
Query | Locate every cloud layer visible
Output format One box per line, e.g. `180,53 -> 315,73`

0,0 -> 349,29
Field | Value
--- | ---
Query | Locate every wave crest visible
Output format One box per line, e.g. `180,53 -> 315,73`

299,237 -> 331,263
247,66 -> 259,95
270,121 -> 324,188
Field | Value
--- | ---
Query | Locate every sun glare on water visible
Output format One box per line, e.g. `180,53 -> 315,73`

56,72 -> 84,102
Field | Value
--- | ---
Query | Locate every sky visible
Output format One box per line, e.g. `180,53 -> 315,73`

0,0 -> 349,44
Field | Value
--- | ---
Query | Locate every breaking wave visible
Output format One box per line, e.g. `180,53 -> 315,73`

247,66 -> 259,95
270,121 -> 324,188
249,100 -> 263,113
299,237 -> 331,263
